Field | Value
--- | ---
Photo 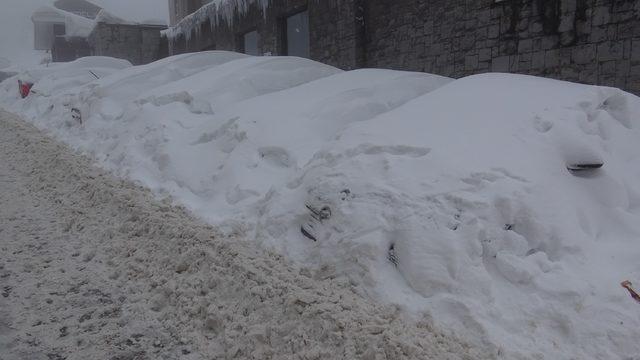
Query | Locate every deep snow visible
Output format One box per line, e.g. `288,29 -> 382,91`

0,109 -> 485,359
2,53 -> 640,359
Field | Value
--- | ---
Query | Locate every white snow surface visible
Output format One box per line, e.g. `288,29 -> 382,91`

95,9 -> 167,26
2,52 -> 640,359
94,9 -> 135,25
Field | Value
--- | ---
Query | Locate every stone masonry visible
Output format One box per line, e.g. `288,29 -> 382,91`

365,0 -> 640,93
89,23 -> 168,65
168,0 -> 640,94
171,0 -> 364,70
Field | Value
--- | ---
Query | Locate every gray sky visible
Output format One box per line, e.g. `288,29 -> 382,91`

0,0 -> 169,66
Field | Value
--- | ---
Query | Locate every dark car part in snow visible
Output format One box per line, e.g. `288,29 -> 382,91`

300,204 -> 332,242
388,244 -> 398,267
340,189 -> 352,200
567,162 -> 603,172
71,108 -> 82,124
621,280 -> 640,304
300,225 -> 317,242
306,204 -> 332,221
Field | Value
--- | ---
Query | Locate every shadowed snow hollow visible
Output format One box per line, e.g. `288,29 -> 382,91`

2,53 -> 640,360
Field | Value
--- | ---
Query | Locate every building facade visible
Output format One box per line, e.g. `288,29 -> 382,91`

166,0 -> 640,94
166,0 -> 364,70
169,0 -> 214,25
88,22 -> 168,65
32,0 -> 100,52
32,0 -> 168,65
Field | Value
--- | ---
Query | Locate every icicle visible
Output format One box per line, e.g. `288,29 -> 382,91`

164,0 -> 272,43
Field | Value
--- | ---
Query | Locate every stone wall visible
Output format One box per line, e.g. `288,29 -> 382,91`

89,23 -> 167,65
167,0 -> 640,93
172,0 -> 364,70
170,0 -> 212,25
52,37 -> 92,62
365,0 -> 640,93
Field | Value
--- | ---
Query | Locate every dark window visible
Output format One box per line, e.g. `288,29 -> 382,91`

243,31 -> 259,56
284,11 -> 309,58
53,24 -> 66,37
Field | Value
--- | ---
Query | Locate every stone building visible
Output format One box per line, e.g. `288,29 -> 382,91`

32,0 -> 168,66
31,0 -> 100,61
88,18 -> 168,65
166,0 -> 640,94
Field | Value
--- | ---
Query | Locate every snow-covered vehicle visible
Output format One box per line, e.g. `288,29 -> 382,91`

2,52 -> 640,359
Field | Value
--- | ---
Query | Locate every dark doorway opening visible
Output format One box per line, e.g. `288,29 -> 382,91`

282,10 -> 309,58
242,30 -> 260,56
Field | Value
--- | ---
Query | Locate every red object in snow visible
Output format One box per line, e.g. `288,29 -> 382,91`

18,80 -> 33,98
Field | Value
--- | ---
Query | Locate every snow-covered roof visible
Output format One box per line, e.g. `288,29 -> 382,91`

32,5 -> 96,38
94,9 -> 135,25
53,0 -> 102,19
31,7 -> 166,40
94,10 -> 167,27
163,0 -> 269,41
32,6 -> 66,23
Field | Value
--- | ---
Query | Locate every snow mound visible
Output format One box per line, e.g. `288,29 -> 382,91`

3,53 -> 640,360
1,57 -> 132,100
141,56 -> 342,112
278,74 -> 640,359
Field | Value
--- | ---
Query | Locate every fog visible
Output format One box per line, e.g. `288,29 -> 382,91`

0,0 -> 169,66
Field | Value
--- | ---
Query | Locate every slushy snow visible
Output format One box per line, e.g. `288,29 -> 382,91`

2,52 -> 640,359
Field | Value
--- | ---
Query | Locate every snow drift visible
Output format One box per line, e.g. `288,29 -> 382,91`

2,52 -> 640,360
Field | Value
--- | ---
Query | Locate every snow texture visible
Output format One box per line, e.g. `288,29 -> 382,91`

0,109 -> 486,359
2,52 -> 640,359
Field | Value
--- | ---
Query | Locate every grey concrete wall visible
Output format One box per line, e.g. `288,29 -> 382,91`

89,23 -> 167,65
